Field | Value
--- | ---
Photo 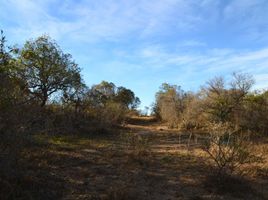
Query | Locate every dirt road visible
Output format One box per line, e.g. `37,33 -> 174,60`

25,117 -> 267,200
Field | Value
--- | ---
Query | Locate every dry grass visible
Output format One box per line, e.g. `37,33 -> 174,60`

1,117 -> 267,200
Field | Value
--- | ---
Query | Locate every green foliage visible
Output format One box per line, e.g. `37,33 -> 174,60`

89,81 -> 140,109
17,35 -> 82,107
0,31 -> 29,134
240,91 -> 268,135
0,31 -> 141,136
115,86 -> 140,109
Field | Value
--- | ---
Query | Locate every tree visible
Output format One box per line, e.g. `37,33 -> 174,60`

0,30 -> 10,69
62,80 -> 88,113
204,76 -> 232,122
18,35 -> 82,107
0,31 -> 29,133
0,30 -> 26,107
241,90 -> 268,135
155,83 -> 186,127
0,30 -> 13,131
115,86 -> 140,109
89,81 -> 140,109
90,81 -> 116,105
203,73 -> 254,123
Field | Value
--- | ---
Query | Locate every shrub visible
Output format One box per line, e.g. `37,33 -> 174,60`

122,133 -> 151,165
203,122 -> 262,176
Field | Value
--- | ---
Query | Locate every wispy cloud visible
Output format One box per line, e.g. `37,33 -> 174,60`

1,0 -> 267,44
0,0 -> 221,43
129,45 -> 268,89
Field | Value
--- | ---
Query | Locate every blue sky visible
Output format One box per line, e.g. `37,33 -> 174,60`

1,0 -> 268,108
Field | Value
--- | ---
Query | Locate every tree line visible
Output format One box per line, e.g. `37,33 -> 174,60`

0,31 -> 140,135
153,72 -> 268,136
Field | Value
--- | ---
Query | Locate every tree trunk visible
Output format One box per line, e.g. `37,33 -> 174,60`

40,93 -> 48,107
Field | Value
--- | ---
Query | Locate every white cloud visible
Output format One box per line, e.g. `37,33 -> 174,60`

132,45 -> 268,89
1,0 -> 267,45
0,0 -> 222,43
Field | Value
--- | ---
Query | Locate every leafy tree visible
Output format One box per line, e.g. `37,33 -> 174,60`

115,86 -> 140,109
93,81 -> 116,97
241,90 -> 268,135
89,81 -> 140,109
62,80 -> 88,113
0,31 -> 29,133
0,30 -> 13,123
0,30 -> 10,69
89,81 -> 116,105
0,30 -> 25,107
155,83 -> 186,127
18,35 -> 82,107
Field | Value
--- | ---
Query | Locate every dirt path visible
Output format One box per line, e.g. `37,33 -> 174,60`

27,117 -> 267,200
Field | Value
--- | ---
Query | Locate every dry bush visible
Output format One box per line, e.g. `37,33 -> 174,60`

40,105 -> 85,134
201,123 -> 266,198
158,99 -> 180,128
97,102 -> 127,128
155,83 -> 186,128
180,94 -> 207,131
122,133 -> 152,165
203,122 -> 262,177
